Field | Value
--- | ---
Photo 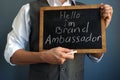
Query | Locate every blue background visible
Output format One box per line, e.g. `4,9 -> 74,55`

0,0 -> 120,80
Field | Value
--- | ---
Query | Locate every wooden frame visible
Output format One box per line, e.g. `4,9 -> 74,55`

39,4 -> 106,53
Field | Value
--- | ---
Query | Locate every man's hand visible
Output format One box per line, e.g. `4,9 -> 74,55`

100,3 -> 113,28
39,47 -> 75,64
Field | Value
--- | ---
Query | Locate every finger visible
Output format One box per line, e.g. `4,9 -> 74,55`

101,8 -> 113,15
101,8 -> 112,21
100,3 -> 112,9
105,14 -> 111,23
100,3 -> 104,9
64,52 -> 75,59
103,13 -> 111,27
101,10 -> 112,15
57,57 -> 66,64
100,4 -> 113,14
67,50 -> 77,54
57,47 -> 73,53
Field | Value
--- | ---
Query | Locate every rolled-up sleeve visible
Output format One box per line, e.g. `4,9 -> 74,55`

87,54 -> 104,63
4,4 -> 30,65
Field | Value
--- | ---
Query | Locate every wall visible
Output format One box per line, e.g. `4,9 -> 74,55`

0,0 -> 120,80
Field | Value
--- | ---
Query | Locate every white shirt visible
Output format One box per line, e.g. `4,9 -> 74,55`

4,0 -> 103,65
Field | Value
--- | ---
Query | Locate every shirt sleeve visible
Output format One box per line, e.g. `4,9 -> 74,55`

4,4 -> 30,66
87,54 -> 104,63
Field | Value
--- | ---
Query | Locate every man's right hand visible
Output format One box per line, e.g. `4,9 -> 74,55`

39,47 -> 74,64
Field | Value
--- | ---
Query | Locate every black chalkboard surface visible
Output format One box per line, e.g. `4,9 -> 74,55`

39,5 -> 106,53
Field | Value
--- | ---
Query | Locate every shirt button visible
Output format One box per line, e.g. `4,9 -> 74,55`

60,65 -> 65,71
61,68 -> 65,71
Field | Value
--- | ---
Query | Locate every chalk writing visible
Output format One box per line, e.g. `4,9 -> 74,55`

45,33 -> 101,45
44,10 -> 102,45
60,11 -> 81,19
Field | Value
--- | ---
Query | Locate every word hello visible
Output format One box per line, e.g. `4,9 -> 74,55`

60,11 -> 81,19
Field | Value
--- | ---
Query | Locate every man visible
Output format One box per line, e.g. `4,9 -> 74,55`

4,0 -> 113,80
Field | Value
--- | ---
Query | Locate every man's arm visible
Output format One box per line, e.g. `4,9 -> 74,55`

10,47 -> 74,65
89,53 -> 103,59
10,49 -> 41,65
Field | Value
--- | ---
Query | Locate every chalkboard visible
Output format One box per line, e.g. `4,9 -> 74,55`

39,5 -> 106,53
